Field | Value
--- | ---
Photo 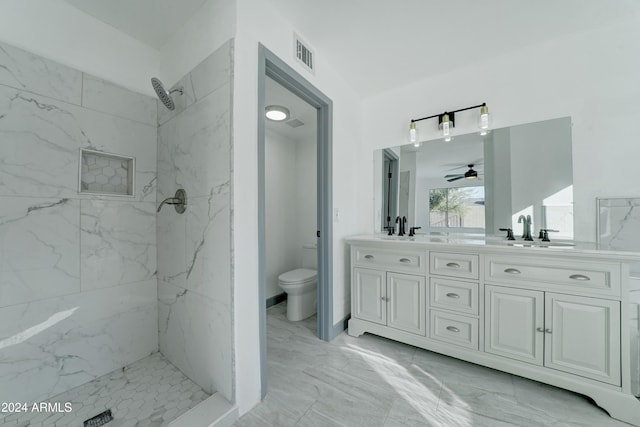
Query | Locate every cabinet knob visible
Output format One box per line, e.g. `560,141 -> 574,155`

446,262 -> 461,268
569,274 -> 590,281
364,255 -> 374,260
536,327 -> 545,333
504,268 -> 521,274
446,326 -> 460,333
380,296 -> 389,302
399,258 -> 411,263
545,328 -> 552,334
446,293 -> 460,299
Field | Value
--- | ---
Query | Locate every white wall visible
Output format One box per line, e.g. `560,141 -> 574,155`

0,0 -> 159,96
232,0 -> 366,414
399,151 -> 416,224
265,129 -> 317,300
363,14 -> 640,242
295,137 -> 318,255
265,131 -> 299,299
158,0 -> 236,87
484,129 -> 512,235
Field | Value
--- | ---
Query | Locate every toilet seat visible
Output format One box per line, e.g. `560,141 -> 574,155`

278,268 -> 317,285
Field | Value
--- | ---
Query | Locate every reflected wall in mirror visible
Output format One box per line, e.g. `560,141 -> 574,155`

375,117 -> 574,238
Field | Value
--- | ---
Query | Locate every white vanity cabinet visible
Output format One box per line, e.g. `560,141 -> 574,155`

544,292 -> 620,385
485,254 -> 622,385
485,285 -> 544,364
347,236 -> 640,426
352,246 -> 427,336
428,252 -> 481,350
485,285 -> 620,385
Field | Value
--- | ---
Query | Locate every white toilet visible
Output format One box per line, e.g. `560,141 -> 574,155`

278,244 -> 317,321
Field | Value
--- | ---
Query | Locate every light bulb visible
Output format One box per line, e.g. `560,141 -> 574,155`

409,121 -> 417,143
441,113 -> 451,141
442,121 -> 450,137
479,104 -> 490,133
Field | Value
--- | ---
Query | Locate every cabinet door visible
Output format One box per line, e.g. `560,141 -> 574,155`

387,272 -> 426,335
353,268 -> 386,324
485,285 -> 544,365
544,293 -> 621,385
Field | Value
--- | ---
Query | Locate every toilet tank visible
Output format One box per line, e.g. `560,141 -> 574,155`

301,243 -> 318,269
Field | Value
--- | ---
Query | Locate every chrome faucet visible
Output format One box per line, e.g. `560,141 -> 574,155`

518,214 -> 533,241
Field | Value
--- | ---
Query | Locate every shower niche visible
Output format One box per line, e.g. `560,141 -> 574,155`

79,149 -> 135,196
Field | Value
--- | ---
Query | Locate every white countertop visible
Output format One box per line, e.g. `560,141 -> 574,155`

346,233 -> 640,262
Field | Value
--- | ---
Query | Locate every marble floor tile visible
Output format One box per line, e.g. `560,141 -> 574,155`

295,406 -> 347,427
234,302 -> 630,427
1,352 -> 210,427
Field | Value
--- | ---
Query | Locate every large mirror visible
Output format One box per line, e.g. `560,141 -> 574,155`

375,117 -> 574,238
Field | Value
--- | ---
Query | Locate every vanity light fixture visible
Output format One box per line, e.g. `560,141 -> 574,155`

265,105 -> 290,121
409,121 -> 418,144
440,113 -> 453,142
409,102 -> 489,142
479,104 -> 491,135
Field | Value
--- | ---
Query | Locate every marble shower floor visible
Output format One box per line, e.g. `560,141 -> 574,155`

1,352 -> 210,427
234,302 -> 630,427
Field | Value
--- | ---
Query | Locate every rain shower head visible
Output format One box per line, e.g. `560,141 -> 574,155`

151,77 -> 183,111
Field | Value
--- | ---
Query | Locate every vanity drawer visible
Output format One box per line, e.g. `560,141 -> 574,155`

430,278 -> 479,315
485,255 -> 621,297
352,246 -> 426,274
430,252 -> 479,280
429,310 -> 479,350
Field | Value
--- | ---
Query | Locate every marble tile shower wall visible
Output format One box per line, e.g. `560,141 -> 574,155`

157,39 -> 234,402
0,41 -> 158,403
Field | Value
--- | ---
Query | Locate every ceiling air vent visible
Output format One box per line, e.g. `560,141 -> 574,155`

294,33 -> 315,75
286,119 -> 305,128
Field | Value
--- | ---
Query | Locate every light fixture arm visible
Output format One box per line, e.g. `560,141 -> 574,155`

411,102 -> 486,124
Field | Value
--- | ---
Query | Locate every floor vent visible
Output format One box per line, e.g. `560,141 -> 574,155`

294,33 -> 315,75
84,409 -> 113,427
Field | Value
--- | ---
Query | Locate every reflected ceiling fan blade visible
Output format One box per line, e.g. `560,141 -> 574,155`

444,174 -> 463,178
442,159 -> 484,171
447,176 -> 464,182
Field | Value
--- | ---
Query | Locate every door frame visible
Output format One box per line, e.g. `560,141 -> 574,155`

257,44 -> 333,399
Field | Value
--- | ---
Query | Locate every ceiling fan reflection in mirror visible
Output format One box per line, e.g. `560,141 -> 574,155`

444,164 -> 482,182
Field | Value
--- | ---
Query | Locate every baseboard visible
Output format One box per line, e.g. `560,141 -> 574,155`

329,313 -> 351,340
266,292 -> 287,308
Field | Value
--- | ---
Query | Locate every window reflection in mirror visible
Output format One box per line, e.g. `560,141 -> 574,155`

429,187 -> 485,231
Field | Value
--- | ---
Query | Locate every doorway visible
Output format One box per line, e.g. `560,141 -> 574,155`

257,45 -> 333,398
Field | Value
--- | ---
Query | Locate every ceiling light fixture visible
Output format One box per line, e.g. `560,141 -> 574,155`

465,166 -> 478,179
265,105 -> 290,121
409,102 -> 490,142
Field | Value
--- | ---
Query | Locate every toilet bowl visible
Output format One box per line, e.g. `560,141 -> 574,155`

278,268 -> 317,321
